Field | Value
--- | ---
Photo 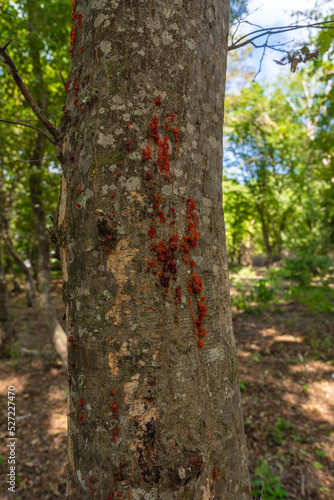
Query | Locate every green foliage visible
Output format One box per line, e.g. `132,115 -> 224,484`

239,379 -> 247,391
0,0 -> 70,269
232,279 -> 275,312
280,253 -> 333,286
224,61 -> 334,269
4,341 -> 20,359
317,26 -> 334,53
252,459 -> 288,499
271,418 -> 293,445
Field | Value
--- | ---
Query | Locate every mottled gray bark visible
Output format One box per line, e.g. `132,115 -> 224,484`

57,1 -> 250,498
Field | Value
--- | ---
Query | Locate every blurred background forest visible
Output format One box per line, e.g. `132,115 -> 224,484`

0,0 -> 333,499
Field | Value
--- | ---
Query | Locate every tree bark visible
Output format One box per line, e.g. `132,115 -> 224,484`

0,189 -> 14,352
5,255 -> 22,294
258,206 -> 272,267
4,234 -> 36,306
57,1 -> 250,498
0,253 -> 14,353
29,135 -> 67,370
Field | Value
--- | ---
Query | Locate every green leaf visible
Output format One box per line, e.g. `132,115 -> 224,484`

318,29 -> 334,53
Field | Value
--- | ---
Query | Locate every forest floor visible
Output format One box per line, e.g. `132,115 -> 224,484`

0,278 -> 333,499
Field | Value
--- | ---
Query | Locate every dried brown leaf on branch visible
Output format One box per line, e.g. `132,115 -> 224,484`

274,47 -> 319,72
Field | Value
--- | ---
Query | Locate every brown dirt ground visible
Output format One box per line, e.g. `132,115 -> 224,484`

0,279 -> 333,499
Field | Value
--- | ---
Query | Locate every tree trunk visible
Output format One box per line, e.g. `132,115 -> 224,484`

258,207 -> 272,267
0,254 -> 14,353
25,2 -> 67,370
4,235 -> 36,306
29,135 -> 67,370
57,1 -> 250,498
5,255 -> 22,294
0,188 -> 14,352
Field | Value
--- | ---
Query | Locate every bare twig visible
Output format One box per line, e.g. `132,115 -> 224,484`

253,36 -> 269,80
228,20 -> 334,52
59,70 -> 66,90
0,119 -> 55,144
0,38 -> 58,139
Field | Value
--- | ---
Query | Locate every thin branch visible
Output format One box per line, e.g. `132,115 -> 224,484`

59,70 -> 66,90
230,19 -> 334,47
0,119 -> 55,144
253,36 -> 269,81
228,20 -> 334,52
0,38 -> 58,139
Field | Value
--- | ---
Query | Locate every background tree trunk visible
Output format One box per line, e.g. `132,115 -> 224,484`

25,1 -> 67,369
3,234 -> 36,307
29,135 -> 67,370
5,255 -> 22,294
0,187 -> 14,352
0,253 -> 14,353
57,1 -> 250,498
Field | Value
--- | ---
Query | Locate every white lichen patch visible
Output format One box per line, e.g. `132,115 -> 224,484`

203,197 -> 212,208
161,184 -> 172,196
207,345 -> 225,364
208,136 -> 218,149
146,17 -> 160,30
100,40 -> 112,54
213,264 -> 219,276
162,31 -> 173,45
94,13 -> 107,27
76,470 -> 86,489
83,189 -> 94,201
186,39 -> 196,50
125,176 -> 141,191
97,133 -> 115,148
